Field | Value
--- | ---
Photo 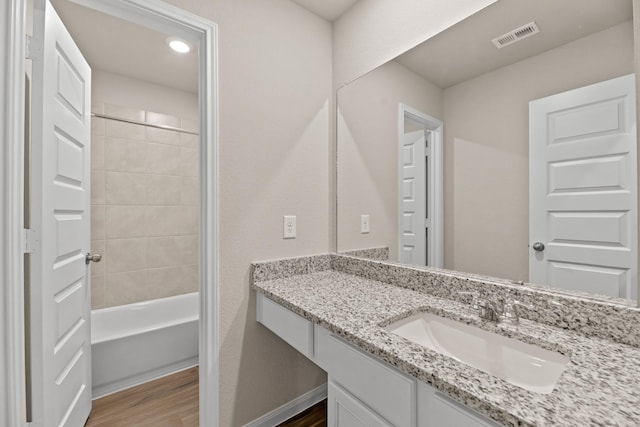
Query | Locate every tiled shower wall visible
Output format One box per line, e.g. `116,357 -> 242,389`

90,102 -> 199,309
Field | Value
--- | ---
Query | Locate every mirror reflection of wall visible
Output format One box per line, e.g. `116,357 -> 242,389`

336,0 -> 636,301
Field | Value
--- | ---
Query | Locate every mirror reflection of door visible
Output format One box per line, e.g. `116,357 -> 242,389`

398,105 -> 443,268
529,74 -> 637,300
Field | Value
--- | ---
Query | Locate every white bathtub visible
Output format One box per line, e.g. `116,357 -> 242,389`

91,292 -> 199,398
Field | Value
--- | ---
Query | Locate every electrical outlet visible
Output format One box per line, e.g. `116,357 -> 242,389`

283,215 -> 296,239
361,214 -> 370,234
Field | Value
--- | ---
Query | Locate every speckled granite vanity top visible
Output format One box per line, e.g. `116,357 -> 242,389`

251,254 -> 640,427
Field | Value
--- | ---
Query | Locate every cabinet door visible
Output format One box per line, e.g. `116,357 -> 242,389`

418,382 -> 499,427
327,334 -> 416,426
328,381 -> 391,427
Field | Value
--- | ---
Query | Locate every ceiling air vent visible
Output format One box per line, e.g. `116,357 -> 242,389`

491,22 -> 540,49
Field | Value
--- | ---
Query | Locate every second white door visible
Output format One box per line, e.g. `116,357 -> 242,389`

529,74 -> 637,299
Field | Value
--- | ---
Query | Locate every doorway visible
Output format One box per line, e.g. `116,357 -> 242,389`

398,103 -> 443,268
2,0 -> 218,426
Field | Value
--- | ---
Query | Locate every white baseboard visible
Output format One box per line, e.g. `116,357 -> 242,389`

91,358 -> 199,400
244,383 -> 328,427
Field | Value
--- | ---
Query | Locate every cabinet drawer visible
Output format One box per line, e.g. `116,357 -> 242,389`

256,293 -> 313,357
328,334 -> 416,426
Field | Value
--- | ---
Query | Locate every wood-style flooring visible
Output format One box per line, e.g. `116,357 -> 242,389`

85,367 -> 199,427
277,399 -> 327,427
85,367 -> 327,427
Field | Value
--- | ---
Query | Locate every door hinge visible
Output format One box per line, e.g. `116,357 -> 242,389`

25,35 -> 32,60
23,229 -> 39,254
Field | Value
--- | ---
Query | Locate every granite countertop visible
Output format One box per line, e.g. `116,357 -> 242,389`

252,269 -> 640,427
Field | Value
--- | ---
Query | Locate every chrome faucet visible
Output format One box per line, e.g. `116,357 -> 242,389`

500,298 -> 536,325
459,292 -> 534,325
477,298 -> 500,322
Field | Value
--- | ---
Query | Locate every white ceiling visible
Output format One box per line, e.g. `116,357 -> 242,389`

395,0 -> 633,89
290,0 -> 359,21
50,0 -> 198,93
48,0 -> 632,94
49,0 -> 356,94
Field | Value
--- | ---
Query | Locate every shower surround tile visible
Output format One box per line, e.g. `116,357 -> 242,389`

91,171 -> 105,205
91,275 -> 105,309
105,120 -> 146,140
91,117 -> 105,136
91,205 -> 105,240
146,142 -> 181,175
145,206 -> 184,237
181,133 -> 199,150
179,236 -> 199,265
105,270 -> 147,307
105,137 -> 147,173
91,135 -> 105,170
146,111 -> 181,127
180,177 -> 199,205
146,236 -> 183,269
105,172 -> 146,205
146,127 -> 182,145
105,103 -> 145,121
91,102 -> 199,309
105,206 -> 146,239
180,147 -> 199,176
105,238 -> 147,274
146,175 -> 182,205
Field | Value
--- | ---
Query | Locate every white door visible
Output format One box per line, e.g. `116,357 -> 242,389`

30,0 -> 93,425
529,74 -> 637,299
399,130 -> 427,265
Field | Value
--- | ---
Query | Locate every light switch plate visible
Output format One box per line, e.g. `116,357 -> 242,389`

284,215 -> 296,239
361,214 -> 370,234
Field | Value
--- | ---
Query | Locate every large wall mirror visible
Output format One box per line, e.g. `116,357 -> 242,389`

336,0 -> 639,304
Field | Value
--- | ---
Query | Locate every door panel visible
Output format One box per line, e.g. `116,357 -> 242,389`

400,130 -> 426,265
548,154 -> 627,192
31,0 -> 92,425
549,97 -> 625,141
547,261 -> 627,295
529,74 -> 637,299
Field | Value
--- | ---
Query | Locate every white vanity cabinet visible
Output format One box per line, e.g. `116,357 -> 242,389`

417,382 -> 500,427
256,293 -> 500,427
326,333 -> 416,426
328,381 -> 390,426
256,292 -> 314,357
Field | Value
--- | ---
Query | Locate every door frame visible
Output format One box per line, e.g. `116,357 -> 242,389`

0,1 -> 219,426
398,103 -> 444,268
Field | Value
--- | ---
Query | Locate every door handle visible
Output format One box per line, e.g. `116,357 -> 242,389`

532,242 -> 545,252
86,252 -> 102,264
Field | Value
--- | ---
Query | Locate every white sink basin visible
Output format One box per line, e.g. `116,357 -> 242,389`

385,313 -> 569,394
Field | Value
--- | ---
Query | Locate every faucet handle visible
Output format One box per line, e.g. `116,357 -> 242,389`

500,298 -> 535,325
458,291 -> 480,311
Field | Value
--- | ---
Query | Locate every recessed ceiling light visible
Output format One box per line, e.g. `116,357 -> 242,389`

167,37 -> 191,53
